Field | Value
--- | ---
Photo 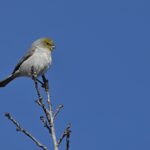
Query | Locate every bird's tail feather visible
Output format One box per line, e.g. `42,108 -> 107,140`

0,74 -> 17,87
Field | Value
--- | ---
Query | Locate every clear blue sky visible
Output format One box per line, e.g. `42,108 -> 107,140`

0,0 -> 150,150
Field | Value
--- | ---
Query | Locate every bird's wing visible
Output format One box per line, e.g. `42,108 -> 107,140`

12,48 -> 35,74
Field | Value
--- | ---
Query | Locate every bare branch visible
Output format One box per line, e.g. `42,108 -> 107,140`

32,72 -> 58,150
5,113 -> 47,150
40,116 -> 51,134
31,69 -> 51,128
42,75 -> 59,150
58,123 -> 71,149
35,99 -> 51,127
31,67 -> 42,101
66,124 -> 71,150
53,105 -> 63,120
32,69 -> 71,150
5,67 -> 71,150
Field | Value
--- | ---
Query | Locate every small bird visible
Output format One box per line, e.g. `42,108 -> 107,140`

0,37 -> 55,87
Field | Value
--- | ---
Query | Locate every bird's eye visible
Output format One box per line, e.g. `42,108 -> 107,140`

46,42 -> 50,45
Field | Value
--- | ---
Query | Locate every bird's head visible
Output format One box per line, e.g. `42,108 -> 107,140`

32,37 -> 55,51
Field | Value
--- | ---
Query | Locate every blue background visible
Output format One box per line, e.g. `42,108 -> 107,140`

0,0 -> 150,149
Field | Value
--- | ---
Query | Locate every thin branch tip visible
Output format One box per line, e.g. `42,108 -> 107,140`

5,113 -> 47,150
58,123 -> 72,147
53,104 -> 64,120
4,112 -> 11,118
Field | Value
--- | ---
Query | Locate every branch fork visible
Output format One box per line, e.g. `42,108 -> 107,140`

5,67 -> 71,150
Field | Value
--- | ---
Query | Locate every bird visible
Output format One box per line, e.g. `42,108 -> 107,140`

0,37 -> 55,87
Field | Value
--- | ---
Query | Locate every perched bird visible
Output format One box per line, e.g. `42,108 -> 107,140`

0,37 -> 55,87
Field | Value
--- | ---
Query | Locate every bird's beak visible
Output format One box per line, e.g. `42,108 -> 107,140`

52,45 -> 55,50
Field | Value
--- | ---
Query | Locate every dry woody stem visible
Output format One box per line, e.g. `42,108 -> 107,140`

5,67 -> 71,150
5,113 -> 47,150
58,123 -> 71,149
53,105 -> 63,120
32,68 -> 58,150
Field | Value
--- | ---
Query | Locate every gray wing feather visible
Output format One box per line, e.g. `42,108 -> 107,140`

12,48 -> 35,73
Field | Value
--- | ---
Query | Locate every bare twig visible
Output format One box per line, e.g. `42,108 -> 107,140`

40,116 -> 51,134
43,79 -> 59,150
66,124 -> 71,150
5,67 -> 71,150
32,72 -> 58,150
53,105 -> 63,120
45,86 -> 58,150
31,67 -> 42,101
35,99 -> 51,126
5,113 -> 47,150
31,68 -> 51,127
31,69 -> 71,150
58,123 -> 71,149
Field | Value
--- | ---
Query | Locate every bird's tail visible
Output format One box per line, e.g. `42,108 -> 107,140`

0,74 -> 17,87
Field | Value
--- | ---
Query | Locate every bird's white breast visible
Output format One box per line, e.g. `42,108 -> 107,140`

19,47 -> 52,77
